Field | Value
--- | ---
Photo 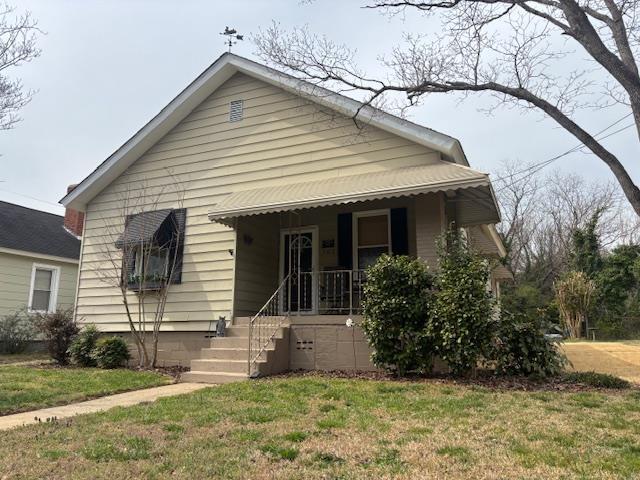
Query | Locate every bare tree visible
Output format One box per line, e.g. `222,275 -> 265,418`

255,0 -> 640,215
494,163 -> 640,279
92,175 -> 185,368
0,2 -> 40,130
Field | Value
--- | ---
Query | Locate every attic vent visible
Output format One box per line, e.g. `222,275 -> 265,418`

229,100 -> 243,122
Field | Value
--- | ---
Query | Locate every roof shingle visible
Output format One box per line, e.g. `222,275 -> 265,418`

0,201 -> 80,260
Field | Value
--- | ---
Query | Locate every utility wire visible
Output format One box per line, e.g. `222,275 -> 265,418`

493,112 -> 635,193
0,188 -> 63,209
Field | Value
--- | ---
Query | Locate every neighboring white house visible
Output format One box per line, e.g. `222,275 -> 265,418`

60,53 -> 509,382
0,200 -> 82,317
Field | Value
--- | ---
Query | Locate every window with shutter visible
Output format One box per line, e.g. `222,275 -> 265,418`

353,210 -> 391,270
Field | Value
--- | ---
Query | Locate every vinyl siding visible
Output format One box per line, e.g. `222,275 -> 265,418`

0,252 -> 77,316
415,193 -> 445,268
78,72 -> 444,331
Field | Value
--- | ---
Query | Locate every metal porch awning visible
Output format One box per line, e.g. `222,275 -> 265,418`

208,163 -> 500,225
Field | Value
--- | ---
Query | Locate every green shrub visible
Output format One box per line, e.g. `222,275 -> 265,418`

34,309 -> 78,365
68,324 -> 100,367
563,371 -> 631,389
428,230 -> 494,376
492,311 -> 566,377
0,308 -> 35,354
361,254 -> 435,375
91,336 -> 131,369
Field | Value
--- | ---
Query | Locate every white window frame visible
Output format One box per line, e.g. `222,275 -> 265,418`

28,263 -> 61,314
352,209 -> 392,270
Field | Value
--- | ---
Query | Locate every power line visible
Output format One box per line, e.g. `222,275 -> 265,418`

493,113 -> 636,193
0,188 -> 63,209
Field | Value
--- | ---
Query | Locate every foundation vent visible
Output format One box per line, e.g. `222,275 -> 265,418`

229,99 -> 243,122
296,340 -> 314,350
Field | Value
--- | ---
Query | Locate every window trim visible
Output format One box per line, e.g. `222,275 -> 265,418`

28,263 -> 61,314
352,209 -> 392,270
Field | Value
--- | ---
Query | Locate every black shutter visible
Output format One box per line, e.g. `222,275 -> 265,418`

169,208 -> 187,284
337,212 -> 353,269
390,207 -> 409,256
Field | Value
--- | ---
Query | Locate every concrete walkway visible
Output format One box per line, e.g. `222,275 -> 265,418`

562,342 -> 640,383
0,383 -> 209,431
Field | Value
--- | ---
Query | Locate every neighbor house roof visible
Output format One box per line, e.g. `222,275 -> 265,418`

60,53 -> 472,212
209,163 -> 498,225
0,201 -> 80,261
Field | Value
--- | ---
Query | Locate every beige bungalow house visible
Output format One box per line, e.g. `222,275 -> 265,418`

61,53 -> 508,383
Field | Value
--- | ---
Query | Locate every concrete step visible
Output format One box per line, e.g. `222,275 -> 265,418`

232,316 -> 288,326
199,347 -> 269,361
181,371 -> 247,384
223,326 -> 249,337
191,358 -> 255,374
209,337 -> 249,348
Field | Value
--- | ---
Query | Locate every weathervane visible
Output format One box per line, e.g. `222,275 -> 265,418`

220,26 -> 243,53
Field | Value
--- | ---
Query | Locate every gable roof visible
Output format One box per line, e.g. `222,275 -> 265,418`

0,201 -> 80,261
60,53 -> 471,211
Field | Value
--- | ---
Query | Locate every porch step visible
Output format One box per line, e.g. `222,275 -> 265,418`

181,371 -> 247,384
199,347 -> 269,361
209,336 -> 250,348
191,358 -> 255,374
232,316 -> 288,326
181,317 -> 290,384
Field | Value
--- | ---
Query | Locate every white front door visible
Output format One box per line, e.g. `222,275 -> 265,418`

280,227 -> 318,314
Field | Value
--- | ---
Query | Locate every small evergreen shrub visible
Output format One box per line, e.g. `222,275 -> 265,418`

492,311 -> 567,377
428,230 -> 494,376
0,308 -> 35,354
68,324 -> 100,367
563,371 -> 631,389
361,254 -> 435,375
92,336 -> 131,369
35,309 -> 78,365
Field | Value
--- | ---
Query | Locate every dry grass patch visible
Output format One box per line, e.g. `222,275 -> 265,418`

0,376 -> 639,479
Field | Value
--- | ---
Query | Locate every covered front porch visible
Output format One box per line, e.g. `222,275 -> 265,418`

208,163 -> 501,321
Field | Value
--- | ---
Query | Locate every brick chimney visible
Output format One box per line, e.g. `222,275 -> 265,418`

64,184 -> 85,237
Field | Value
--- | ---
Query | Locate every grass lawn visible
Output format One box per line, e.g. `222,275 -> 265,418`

0,365 -> 172,415
1,376 -> 640,479
0,352 -> 50,364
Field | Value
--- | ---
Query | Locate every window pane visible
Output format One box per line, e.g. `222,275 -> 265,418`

358,246 -> 389,270
358,215 -> 388,246
34,269 -> 52,291
147,250 -> 167,275
32,290 -> 51,311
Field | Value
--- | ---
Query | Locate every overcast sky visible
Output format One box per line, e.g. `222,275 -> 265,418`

2,0 -> 638,215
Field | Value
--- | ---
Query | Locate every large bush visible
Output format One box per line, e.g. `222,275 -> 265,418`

35,309 -> 79,365
92,336 -> 131,369
428,230 -> 495,376
361,254 -> 435,375
0,308 -> 35,354
69,324 -> 100,367
492,311 -> 566,377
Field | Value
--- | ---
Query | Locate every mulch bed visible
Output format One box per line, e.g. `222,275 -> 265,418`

271,369 -> 638,393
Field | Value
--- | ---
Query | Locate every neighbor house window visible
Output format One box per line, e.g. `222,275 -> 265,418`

28,264 -> 60,313
353,210 -> 391,270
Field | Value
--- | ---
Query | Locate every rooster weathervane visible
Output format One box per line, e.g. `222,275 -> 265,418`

221,27 -> 243,53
